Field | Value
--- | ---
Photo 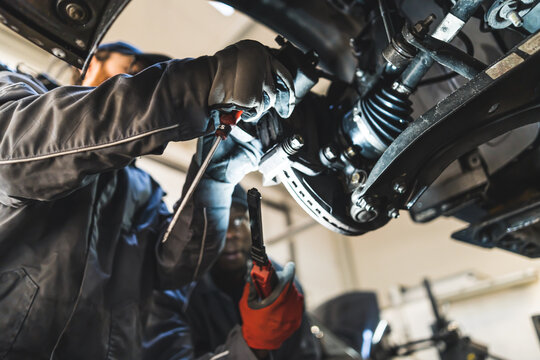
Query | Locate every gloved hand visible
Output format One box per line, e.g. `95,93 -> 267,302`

197,129 -> 263,185
209,40 -> 296,122
239,262 -> 304,350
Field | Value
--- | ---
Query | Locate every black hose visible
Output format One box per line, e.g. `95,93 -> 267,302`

456,30 -> 475,56
491,30 -> 509,53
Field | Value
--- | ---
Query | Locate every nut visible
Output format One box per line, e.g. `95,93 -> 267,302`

345,146 -> 356,159
392,181 -> 406,194
388,208 -> 400,219
322,146 -> 338,161
52,48 -> 66,59
66,3 -> 86,21
75,39 -> 85,48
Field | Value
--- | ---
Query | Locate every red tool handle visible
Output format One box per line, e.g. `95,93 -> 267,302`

251,261 -> 277,299
215,110 -> 243,140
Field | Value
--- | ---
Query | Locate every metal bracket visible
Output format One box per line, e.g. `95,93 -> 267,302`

0,0 -> 131,70
452,195 -> 540,258
404,30 -> 487,79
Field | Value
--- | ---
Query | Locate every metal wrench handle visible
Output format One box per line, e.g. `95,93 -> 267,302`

161,135 -> 222,243
161,111 -> 242,243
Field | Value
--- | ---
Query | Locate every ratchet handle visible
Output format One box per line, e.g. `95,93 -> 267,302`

247,187 -> 277,299
215,110 -> 243,140
251,261 -> 277,299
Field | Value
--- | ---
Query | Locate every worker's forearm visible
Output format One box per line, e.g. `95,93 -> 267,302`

0,58 -> 216,203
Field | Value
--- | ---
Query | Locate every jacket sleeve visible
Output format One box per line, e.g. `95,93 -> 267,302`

0,58 -> 217,205
144,289 -> 258,360
154,157 -> 235,289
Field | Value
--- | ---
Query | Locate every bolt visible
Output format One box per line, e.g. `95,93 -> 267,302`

29,37 -> 44,47
66,3 -> 86,22
506,10 -> 523,27
323,146 -> 338,161
282,134 -> 304,155
352,199 -> 378,223
10,25 -> 19,32
412,14 -> 436,38
52,48 -> 66,59
310,325 -> 324,339
274,35 -> 286,47
350,171 -> 366,186
393,181 -> 406,194
355,210 -> 372,223
289,134 -> 304,151
358,197 -> 377,212
77,58 -> 84,65
355,69 -> 365,78
75,39 -> 85,48
345,146 -> 356,159
468,154 -> 481,168
480,233 -> 490,244
488,103 -> 499,114
388,208 -> 400,219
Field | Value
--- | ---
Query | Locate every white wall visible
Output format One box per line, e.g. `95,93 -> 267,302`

382,269 -> 540,359
347,215 -> 540,307
0,26 -> 64,78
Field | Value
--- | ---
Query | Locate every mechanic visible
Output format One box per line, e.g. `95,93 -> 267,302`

0,40 -> 302,359
144,184 -> 322,360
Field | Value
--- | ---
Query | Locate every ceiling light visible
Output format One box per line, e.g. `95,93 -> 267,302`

209,2 -> 235,16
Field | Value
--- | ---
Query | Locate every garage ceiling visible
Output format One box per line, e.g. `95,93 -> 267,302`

104,0 -> 278,58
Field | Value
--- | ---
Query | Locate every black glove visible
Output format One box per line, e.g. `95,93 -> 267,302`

209,40 -> 295,122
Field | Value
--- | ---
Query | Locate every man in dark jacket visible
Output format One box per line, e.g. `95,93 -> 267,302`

144,185 -> 322,360
0,40 -> 300,359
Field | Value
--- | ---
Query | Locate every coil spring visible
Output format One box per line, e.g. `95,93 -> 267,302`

359,86 -> 413,148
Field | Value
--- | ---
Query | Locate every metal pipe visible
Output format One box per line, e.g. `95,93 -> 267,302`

397,0 -> 483,92
378,0 -> 393,44
162,136 -> 223,243
403,31 -> 486,79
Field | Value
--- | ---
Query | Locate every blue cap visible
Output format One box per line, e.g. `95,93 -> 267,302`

98,41 -> 143,55
97,41 -> 171,67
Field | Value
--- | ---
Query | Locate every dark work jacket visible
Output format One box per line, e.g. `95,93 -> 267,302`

144,265 -> 323,360
0,61 -> 257,360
